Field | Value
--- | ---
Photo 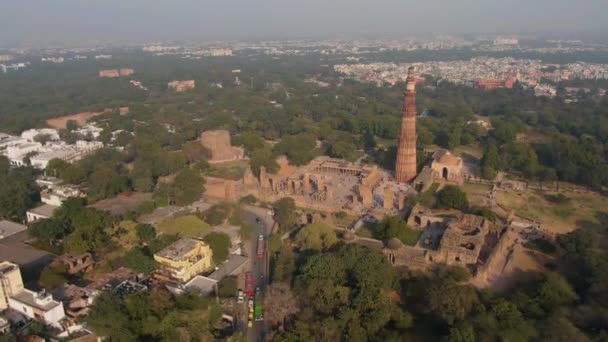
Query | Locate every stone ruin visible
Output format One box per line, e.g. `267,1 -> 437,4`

199,130 -> 245,163
384,207 -> 505,277
255,156 -> 412,215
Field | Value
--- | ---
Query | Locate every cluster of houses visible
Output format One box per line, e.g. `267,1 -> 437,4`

0,169 -> 250,340
0,126 -> 104,169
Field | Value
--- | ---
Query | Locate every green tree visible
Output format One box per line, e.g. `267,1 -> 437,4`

28,218 -> 65,243
273,197 -> 297,232
249,146 -> 279,176
272,243 -> 296,284
33,133 -> 53,145
46,158 -> 70,178
202,202 -> 232,225
329,140 -> 358,161
376,216 -> 420,245
536,272 -> 578,310
0,168 -> 40,221
203,232 -> 231,263
480,143 -> 501,180
426,278 -> 478,325
65,209 -> 111,253
273,134 -> 316,165
217,276 -> 237,298
295,223 -> 338,252
437,185 -> 469,210
86,292 -> 135,341
446,323 -> 475,342
122,247 -> 156,274
173,168 -> 205,206
38,263 -> 68,289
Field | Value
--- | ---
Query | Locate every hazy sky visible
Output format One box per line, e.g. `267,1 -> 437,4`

1,0 -> 607,44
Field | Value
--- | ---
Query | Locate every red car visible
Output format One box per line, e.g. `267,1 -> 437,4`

245,272 -> 254,298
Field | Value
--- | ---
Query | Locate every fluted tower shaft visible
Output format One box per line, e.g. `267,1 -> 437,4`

395,67 -> 417,183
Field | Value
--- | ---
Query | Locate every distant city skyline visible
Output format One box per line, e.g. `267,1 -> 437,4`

1,0 -> 607,45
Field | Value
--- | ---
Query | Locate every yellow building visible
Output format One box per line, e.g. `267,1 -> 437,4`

153,238 -> 213,284
0,261 -> 24,311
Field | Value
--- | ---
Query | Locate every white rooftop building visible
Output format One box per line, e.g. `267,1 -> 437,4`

0,220 -> 27,240
8,289 -> 65,326
6,142 -> 43,166
26,204 -> 59,223
21,128 -> 60,142
41,185 -> 83,206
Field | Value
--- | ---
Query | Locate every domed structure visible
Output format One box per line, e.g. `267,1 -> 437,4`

387,237 -> 403,250
430,149 -> 465,184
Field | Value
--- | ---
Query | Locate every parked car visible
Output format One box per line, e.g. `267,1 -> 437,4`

237,289 -> 244,304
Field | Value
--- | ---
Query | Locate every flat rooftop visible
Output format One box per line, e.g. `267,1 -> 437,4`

185,275 -> 217,295
28,204 -> 59,217
11,289 -> 61,312
208,254 -> 249,281
0,261 -> 19,275
0,220 -> 27,239
156,238 -> 205,261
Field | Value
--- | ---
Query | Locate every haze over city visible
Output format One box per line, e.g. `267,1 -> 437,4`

2,1 -> 608,342
2,0 -> 608,44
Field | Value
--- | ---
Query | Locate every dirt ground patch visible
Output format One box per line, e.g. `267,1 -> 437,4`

496,188 -> 607,234
89,192 -> 152,215
46,111 -> 104,129
489,244 -> 553,292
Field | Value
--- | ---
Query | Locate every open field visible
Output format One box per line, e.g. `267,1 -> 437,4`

495,188 -> 607,234
461,182 -> 492,207
46,111 -> 104,129
453,144 -> 483,162
156,214 -> 211,238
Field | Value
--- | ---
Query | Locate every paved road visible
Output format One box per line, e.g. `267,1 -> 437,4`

242,206 -> 274,342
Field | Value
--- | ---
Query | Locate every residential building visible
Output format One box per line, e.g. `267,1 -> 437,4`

0,261 -> 24,311
41,185 -> 83,206
50,254 -> 93,275
26,204 -> 59,223
35,176 -> 62,190
167,80 -> 195,92
118,68 -> 134,76
153,238 -> 213,284
8,289 -> 65,325
21,129 -> 59,142
0,221 -> 27,240
52,284 -> 98,319
6,142 -> 42,166
98,69 -> 120,78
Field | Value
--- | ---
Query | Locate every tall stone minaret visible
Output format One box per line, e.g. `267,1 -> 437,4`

395,67 -> 417,183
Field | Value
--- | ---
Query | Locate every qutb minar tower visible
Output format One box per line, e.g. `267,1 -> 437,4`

395,67 -> 417,183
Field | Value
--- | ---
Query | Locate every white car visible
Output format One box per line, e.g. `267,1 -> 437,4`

258,234 -> 264,241
237,290 -> 244,304
248,298 -> 254,308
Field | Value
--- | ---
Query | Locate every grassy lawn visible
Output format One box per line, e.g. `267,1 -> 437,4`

109,220 -> 139,250
156,215 -> 212,238
496,188 -> 607,234
453,144 -> 483,161
204,160 -> 249,180
461,183 -> 492,207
